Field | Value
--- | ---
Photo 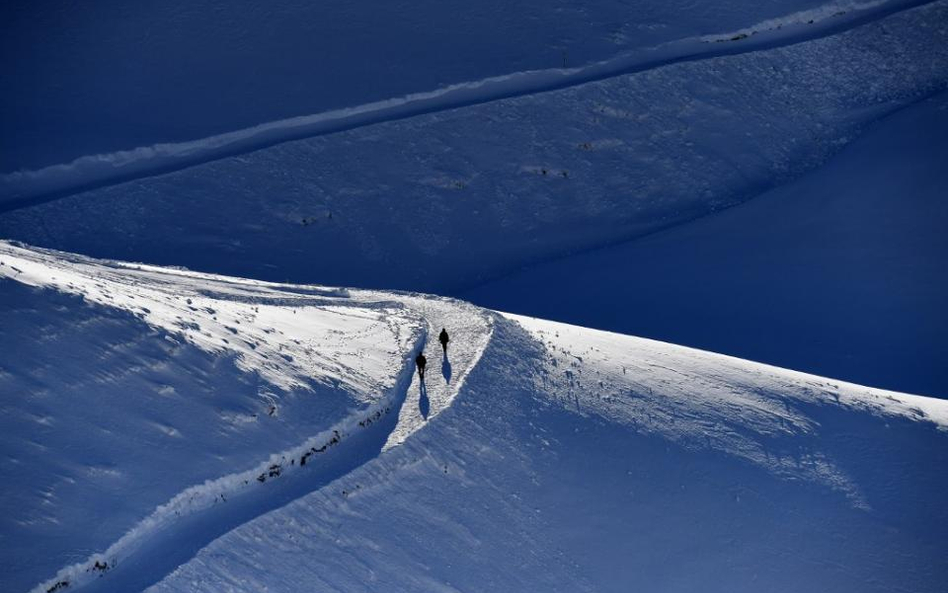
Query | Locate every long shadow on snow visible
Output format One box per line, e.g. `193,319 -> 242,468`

442,354 -> 452,384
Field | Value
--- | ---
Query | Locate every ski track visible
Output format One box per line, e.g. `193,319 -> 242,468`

0,0 -> 936,210
27,292 -> 494,593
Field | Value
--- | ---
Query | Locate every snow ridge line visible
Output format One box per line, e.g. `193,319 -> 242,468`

0,0 -> 936,210
29,326 -> 428,593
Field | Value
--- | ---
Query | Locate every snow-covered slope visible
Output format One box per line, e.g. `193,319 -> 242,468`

466,89 -> 948,398
3,243 -> 946,592
1,0 -> 913,173
2,0 -> 946,293
0,242 -> 492,593
2,2 -> 946,588
148,314 -> 948,593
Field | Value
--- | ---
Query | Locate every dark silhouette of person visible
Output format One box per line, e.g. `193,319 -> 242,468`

415,352 -> 427,380
439,328 -> 450,354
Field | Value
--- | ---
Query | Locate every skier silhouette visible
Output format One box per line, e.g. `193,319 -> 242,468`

415,352 -> 427,380
439,328 -> 449,355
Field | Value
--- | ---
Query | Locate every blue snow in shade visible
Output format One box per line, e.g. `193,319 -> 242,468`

1,0 -> 834,172
464,92 -> 948,398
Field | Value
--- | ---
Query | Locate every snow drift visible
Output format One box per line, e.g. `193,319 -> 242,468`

466,88 -> 948,398
148,312 -> 948,593
2,243 -> 946,592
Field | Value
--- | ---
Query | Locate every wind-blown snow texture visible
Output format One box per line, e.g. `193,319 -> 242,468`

2,0 -> 945,397
0,242 -> 432,592
467,90 -> 948,398
1,0 -> 887,172
148,314 -> 948,593
2,0 -> 947,591
0,0 -> 932,204
2,1 -> 946,290
3,244 -> 947,592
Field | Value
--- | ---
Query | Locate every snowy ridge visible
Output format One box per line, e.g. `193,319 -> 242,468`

508,313 -> 948,505
701,0 -> 889,41
145,312 -> 948,593
0,242 -> 495,593
0,0 -> 934,207
27,301 -> 495,593
0,241 -> 395,394
3,244 -> 947,591
28,329 -> 426,593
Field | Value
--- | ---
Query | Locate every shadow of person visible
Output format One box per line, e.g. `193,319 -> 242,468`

442,355 -> 452,384
419,380 -> 430,420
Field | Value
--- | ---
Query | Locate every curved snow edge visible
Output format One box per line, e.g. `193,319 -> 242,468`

29,325 -> 428,593
0,0 -> 935,208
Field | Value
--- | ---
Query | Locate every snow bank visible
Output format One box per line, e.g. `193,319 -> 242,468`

0,242 -> 423,592
146,315 -> 948,593
1,0 -> 893,173
3,0 -> 945,301
0,0 -> 932,206
29,329 -> 425,593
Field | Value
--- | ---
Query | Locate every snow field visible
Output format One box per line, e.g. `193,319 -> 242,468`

1,0 -> 908,173
0,242 -> 498,593
4,242 -> 947,591
465,89 -> 948,396
3,0 -> 946,300
0,0 -> 932,204
147,313 -> 948,593
0,0 -> 945,588
0,242 -> 423,591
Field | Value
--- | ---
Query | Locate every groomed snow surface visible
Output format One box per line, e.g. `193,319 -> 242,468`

2,243 -> 947,593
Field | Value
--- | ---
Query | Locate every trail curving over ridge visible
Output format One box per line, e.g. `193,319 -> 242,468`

28,296 -> 494,593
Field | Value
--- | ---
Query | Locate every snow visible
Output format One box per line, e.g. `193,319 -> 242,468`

144,312 -> 948,593
466,89 -> 948,397
1,0 -> 889,173
1,0 -> 946,591
0,242 -> 426,592
2,0 -> 946,300
3,0 -> 945,397
3,242 -> 946,592
0,0 -> 931,205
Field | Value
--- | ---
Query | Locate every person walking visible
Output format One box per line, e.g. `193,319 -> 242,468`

439,328 -> 450,355
415,352 -> 427,380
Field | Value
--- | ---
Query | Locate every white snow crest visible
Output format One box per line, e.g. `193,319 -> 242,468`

702,0 -> 891,42
28,328 -> 426,593
0,241 -> 407,397
0,0 -> 928,206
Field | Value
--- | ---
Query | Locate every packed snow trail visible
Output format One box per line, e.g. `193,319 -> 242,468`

6,243 -> 948,591
375,295 -> 494,451
25,334 -> 426,593
143,314 -> 948,593
0,243 -> 494,593
0,0 -> 936,208
29,299 -> 491,593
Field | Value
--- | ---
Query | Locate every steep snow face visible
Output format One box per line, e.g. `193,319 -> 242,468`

2,0 -> 863,172
466,90 -> 948,398
2,1 -> 946,293
145,315 -> 948,593
0,242 -> 426,593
